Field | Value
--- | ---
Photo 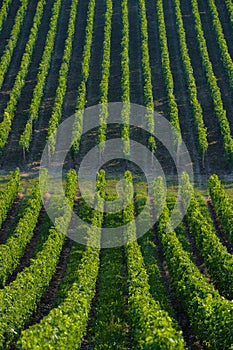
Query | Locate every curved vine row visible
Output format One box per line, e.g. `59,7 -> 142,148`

0,169 -> 77,348
123,171 -> 186,349
17,170 -> 105,349
0,169 -> 47,287
208,174 -> 233,245
154,176 -> 233,349
181,172 -> 233,299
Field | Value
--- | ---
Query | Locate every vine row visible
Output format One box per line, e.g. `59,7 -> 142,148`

0,169 -> 47,287
0,0 -> 47,152
154,175 -> 233,349
0,169 -> 77,348
19,0 -> 63,153
17,170 -> 105,349
190,0 -> 233,161
0,168 -> 20,230
0,0 -> 30,90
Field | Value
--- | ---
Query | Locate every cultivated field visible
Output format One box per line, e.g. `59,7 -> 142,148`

0,0 -> 233,348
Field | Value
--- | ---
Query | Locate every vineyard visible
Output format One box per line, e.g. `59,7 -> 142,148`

0,0 -> 233,349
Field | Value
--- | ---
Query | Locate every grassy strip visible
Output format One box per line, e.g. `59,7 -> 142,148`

89,194 -> 128,349
89,247 -> 127,349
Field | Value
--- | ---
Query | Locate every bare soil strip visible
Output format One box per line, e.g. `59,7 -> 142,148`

128,0 -> 144,105
108,0 -> 122,102
145,1 -> 168,114
60,0 -> 90,121
86,0 -> 106,107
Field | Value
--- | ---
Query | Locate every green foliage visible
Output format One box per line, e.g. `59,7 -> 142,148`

120,0 -> 130,156
173,0 -> 208,156
19,0 -> 62,152
138,0 -> 155,142
89,247 -> 127,349
97,0 -> 112,152
0,169 -> 47,287
207,0 -> 233,92
0,0 -> 14,33
156,0 -> 181,146
47,0 -> 80,154
72,0 -> 96,154
136,185 -> 173,316
181,173 -> 233,299
155,177 -> 233,349
191,0 -> 233,161
123,172 -> 186,349
224,0 -> 233,27
0,168 -> 20,229
0,0 -> 30,90
208,174 -> 233,244
0,0 -> 46,152
17,170 -> 105,349
0,170 -> 77,348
